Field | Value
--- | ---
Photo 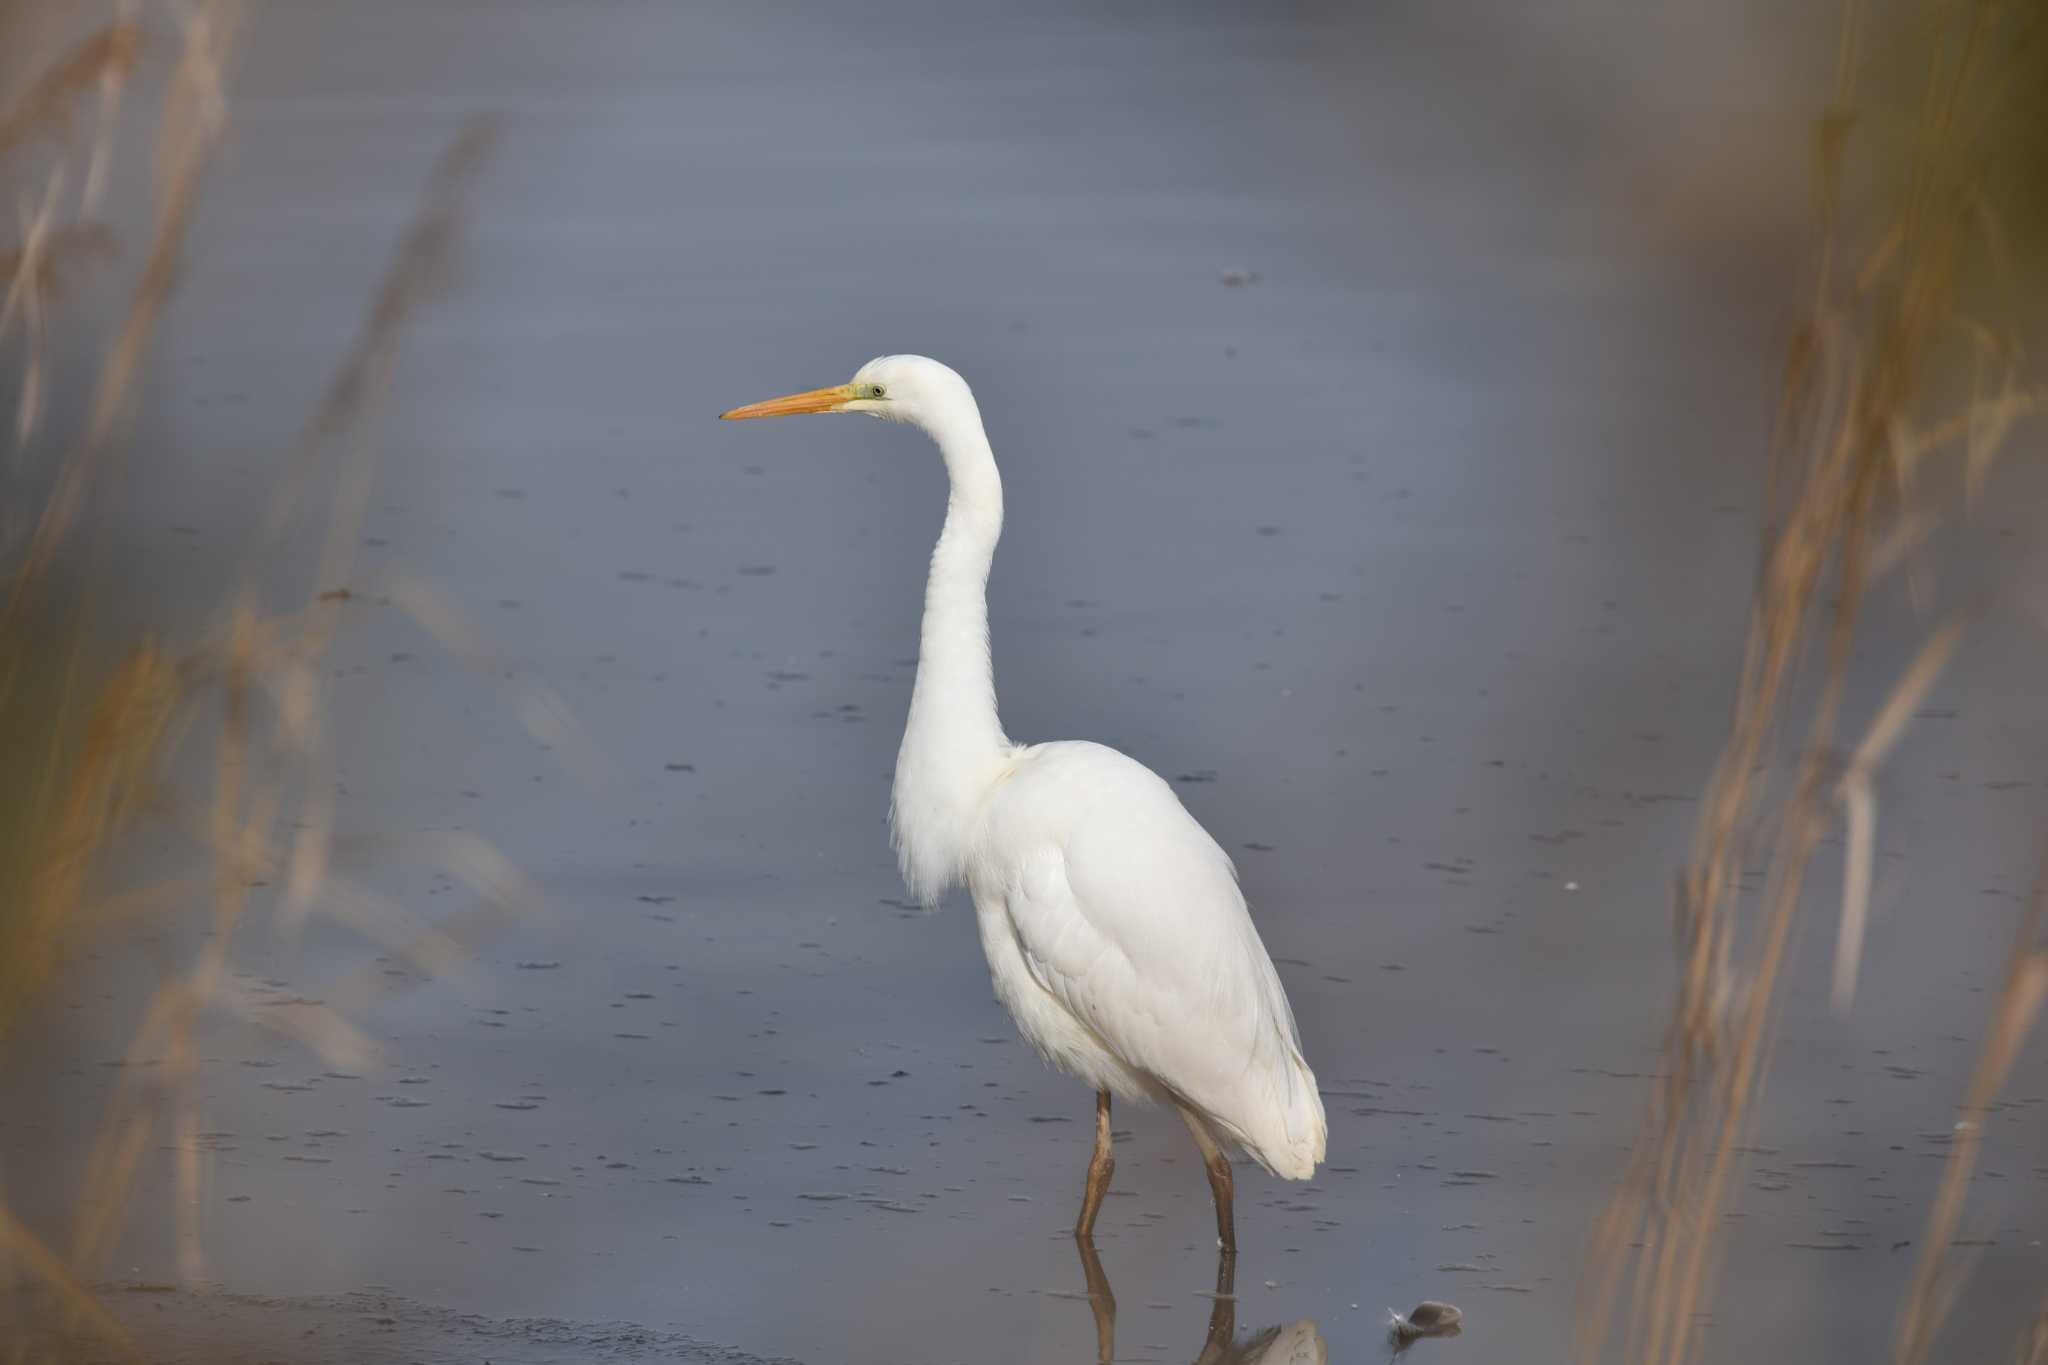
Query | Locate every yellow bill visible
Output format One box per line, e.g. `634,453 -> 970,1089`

719,383 -> 857,420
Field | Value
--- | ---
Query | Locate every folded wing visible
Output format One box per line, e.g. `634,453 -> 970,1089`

983,742 -> 1325,1178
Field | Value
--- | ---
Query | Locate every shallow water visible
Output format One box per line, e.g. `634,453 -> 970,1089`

6,3 -> 2048,1362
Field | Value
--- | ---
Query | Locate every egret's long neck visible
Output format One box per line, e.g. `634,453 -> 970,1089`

891,401 -> 1010,904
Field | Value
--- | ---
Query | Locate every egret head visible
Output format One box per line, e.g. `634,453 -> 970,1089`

720,354 -> 976,434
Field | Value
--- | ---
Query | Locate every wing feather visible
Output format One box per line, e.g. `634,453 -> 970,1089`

981,742 -> 1324,1176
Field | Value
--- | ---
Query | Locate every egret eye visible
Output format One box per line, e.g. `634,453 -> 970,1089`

870,385 -> 887,399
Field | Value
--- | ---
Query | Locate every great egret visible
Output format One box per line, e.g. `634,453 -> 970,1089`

722,355 -> 1326,1249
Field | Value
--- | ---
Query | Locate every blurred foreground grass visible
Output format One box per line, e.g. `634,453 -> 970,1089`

1580,4 -> 2048,1365
0,5 -> 520,1359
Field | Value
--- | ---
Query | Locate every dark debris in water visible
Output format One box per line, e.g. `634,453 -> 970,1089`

1389,1299 -> 1464,1348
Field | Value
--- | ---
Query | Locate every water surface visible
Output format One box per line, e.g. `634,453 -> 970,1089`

6,4 -> 2047,1362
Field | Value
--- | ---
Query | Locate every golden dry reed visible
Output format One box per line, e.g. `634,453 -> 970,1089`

1578,4 -> 2048,1364
0,5 -> 518,1360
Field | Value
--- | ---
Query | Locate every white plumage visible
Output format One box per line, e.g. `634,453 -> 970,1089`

970,739 -> 1324,1178
723,354 -> 1326,1243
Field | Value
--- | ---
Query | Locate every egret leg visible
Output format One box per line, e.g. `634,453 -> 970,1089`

1176,1105 -> 1237,1253
1075,1089 -> 1115,1241
1074,1227 -> 1117,1364
1194,1245 -> 1239,1365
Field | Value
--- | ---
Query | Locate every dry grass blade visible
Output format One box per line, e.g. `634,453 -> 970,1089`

213,976 -> 379,1072
0,223 -> 120,307
2017,1297 -> 2048,1365
0,22 -> 141,159
378,570 -> 616,786
327,830 -> 546,926
0,643 -> 178,1039
0,1203 -> 142,1363
251,119 -> 497,947
1892,847 -> 2048,1365
6,1 -> 242,608
0,171 -> 116,445
1830,618 -> 1962,1012
298,875 -> 481,985
254,119 -> 496,563
4,166 -> 66,450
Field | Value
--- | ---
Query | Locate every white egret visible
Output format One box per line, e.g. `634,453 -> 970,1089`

721,355 -> 1326,1248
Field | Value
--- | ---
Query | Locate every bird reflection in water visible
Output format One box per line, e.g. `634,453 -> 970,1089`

1071,1241 -> 1326,1365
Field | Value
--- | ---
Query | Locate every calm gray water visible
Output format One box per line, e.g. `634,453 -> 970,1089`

6,3 -> 2047,1363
